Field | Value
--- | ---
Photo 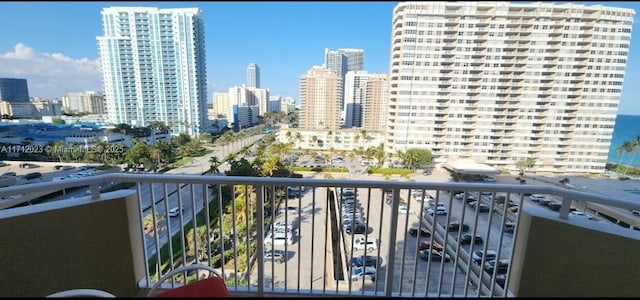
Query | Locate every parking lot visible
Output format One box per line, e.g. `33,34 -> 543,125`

251,155 -> 585,294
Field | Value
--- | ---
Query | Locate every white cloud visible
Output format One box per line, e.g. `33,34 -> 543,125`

0,43 -> 102,99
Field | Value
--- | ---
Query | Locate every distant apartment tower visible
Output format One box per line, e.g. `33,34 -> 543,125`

247,63 -> 260,88
299,66 -> 342,130
213,92 -> 230,118
343,71 -> 370,128
324,48 -> 364,109
61,91 -> 106,114
268,95 -> 282,113
97,7 -> 207,136
280,96 -> 296,114
228,85 -> 269,130
388,1 -> 634,174
0,78 -> 29,103
362,73 -> 388,132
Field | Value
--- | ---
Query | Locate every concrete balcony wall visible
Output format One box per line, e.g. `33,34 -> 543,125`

0,190 -> 144,297
510,206 -> 640,297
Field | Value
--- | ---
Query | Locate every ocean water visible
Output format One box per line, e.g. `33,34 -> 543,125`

608,114 -> 640,167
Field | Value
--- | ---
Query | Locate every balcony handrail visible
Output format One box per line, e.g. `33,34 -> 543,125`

1,173 -> 637,213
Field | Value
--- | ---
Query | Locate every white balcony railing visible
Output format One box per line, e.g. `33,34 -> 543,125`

1,173 -> 639,297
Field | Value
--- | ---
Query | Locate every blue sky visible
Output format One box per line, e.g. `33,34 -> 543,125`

1,1 -> 639,115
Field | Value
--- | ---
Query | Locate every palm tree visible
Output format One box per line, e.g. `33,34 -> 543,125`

143,213 -> 166,237
261,156 -> 280,177
616,141 -> 635,175
624,135 -> 640,174
208,156 -> 221,174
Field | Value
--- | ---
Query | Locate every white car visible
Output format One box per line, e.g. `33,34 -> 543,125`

350,266 -> 377,282
264,232 -> 294,246
529,194 -> 546,202
353,237 -> 379,251
483,176 -> 496,182
274,221 -> 295,231
263,250 -> 285,263
398,203 -> 414,214
569,211 -> 593,219
168,207 -> 182,217
426,206 -> 448,215
278,206 -> 300,214
472,249 -> 498,264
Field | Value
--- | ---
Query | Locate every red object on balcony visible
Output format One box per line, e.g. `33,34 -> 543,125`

148,264 -> 230,298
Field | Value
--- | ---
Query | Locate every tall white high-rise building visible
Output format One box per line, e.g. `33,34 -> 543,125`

97,7 -> 207,136
343,71 -> 370,128
388,2 -> 634,174
299,66 -> 342,130
324,48 -> 364,110
247,63 -> 260,88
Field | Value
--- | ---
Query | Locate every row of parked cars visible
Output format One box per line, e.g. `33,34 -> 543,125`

339,187 -> 381,283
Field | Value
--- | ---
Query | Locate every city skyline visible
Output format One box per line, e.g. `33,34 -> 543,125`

0,2 -> 639,115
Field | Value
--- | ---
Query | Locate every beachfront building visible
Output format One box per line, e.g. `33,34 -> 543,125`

387,1 -> 634,174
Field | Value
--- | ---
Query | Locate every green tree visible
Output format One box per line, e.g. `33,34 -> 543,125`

516,157 -> 537,177
51,118 -> 66,124
175,133 -> 192,147
208,156 -> 222,174
125,140 -> 152,166
617,139 -> 637,176
403,148 -> 433,169
185,226 -> 209,260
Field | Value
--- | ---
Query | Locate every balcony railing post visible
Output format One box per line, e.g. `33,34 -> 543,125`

559,195 -> 571,219
255,185 -> 265,296
384,187 -> 402,296
89,183 -> 100,200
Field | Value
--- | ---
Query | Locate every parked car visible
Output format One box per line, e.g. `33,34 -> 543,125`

1,171 -> 16,177
19,163 -> 40,169
426,206 -> 448,216
278,206 -> 300,214
547,201 -> 562,211
408,227 -> 432,238
349,266 -> 376,282
264,232 -> 294,246
472,250 -> 497,264
529,194 -> 546,202
539,197 -> 552,206
418,249 -> 451,262
398,203 -> 414,214
23,172 -> 42,180
274,220 -> 295,231
448,221 -> 470,232
264,250 -> 285,263
350,255 -> 379,269
418,240 -> 444,252
0,162 -> 9,167
459,233 -> 483,245
344,223 -> 367,235
569,211 -> 593,219
353,237 -> 379,251
342,217 -> 365,227
483,176 -> 496,182
168,207 -> 183,217
484,259 -> 510,275
503,222 -> 516,233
